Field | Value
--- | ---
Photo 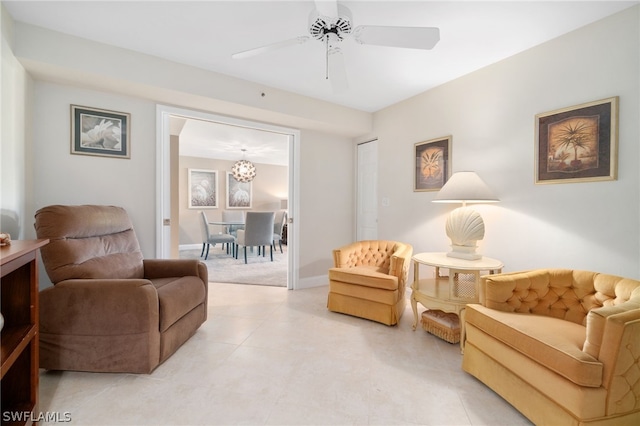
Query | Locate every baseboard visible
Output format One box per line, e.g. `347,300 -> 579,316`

297,274 -> 328,289
179,244 -> 202,251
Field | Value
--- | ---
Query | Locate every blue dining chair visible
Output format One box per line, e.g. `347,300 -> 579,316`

200,211 -> 236,259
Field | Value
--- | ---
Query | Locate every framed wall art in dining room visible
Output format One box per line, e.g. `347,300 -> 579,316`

226,172 -> 252,209
414,136 -> 452,192
71,105 -> 130,159
535,97 -> 618,184
188,169 -> 218,208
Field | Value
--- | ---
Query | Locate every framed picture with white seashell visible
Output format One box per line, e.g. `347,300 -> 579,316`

414,136 -> 452,192
226,172 -> 252,209
71,105 -> 130,159
535,97 -> 618,184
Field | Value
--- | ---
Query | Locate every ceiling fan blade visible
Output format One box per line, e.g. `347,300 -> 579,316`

232,36 -> 309,59
314,0 -> 339,18
353,26 -> 440,50
328,49 -> 348,93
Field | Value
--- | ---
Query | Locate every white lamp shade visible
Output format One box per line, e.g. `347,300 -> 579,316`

432,171 -> 499,204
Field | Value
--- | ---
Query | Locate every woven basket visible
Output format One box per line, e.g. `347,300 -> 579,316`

421,310 -> 460,344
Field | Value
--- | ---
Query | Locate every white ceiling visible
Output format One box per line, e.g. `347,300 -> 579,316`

172,117 -> 290,165
5,0 -> 637,164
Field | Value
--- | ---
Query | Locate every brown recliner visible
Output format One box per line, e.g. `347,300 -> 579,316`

327,240 -> 413,326
35,205 -> 208,374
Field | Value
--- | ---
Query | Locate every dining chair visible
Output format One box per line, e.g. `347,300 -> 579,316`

235,212 -> 275,264
200,211 -> 236,259
221,210 -> 245,237
273,210 -> 288,253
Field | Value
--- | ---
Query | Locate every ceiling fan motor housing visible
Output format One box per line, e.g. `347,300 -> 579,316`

308,4 -> 353,42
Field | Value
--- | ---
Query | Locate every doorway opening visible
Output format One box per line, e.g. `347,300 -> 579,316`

156,105 -> 300,290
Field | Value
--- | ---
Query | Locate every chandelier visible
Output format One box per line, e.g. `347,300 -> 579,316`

231,149 -> 256,183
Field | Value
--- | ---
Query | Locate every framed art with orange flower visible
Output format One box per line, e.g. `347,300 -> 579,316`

414,136 -> 451,192
535,97 -> 618,184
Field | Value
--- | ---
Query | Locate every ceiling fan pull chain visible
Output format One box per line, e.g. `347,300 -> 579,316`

325,36 -> 329,80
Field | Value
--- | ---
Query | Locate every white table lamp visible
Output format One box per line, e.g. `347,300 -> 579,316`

432,171 -> 499,260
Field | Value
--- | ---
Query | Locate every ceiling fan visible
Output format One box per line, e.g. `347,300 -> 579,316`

231,0 -> 440,92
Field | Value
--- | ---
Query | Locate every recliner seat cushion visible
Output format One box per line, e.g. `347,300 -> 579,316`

466,304 -> 603,387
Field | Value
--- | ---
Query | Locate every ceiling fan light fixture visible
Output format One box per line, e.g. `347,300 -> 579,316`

308,4 -> 353,41
231,2 -> 440,91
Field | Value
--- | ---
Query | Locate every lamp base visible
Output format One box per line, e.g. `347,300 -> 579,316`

446,244 -> 482,261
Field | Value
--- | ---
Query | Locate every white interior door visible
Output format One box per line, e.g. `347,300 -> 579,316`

356,140 -> 378,241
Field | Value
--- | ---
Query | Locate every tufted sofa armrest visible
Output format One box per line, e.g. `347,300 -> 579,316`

583,286 -> 640,358
389,243 -> 413,286
592,297 -> 640,416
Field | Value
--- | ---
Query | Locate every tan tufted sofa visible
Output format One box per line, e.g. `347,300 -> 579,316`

462,269 -> 640,425
327,240 -> 413,326
35,205 -> 208,374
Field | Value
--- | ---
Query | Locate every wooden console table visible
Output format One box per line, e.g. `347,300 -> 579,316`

1,239 -> 49,426
410,252 -> 503,353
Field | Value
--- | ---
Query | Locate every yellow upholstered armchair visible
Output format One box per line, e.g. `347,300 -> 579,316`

327,240 -> 413,326
463,269 -> 640,425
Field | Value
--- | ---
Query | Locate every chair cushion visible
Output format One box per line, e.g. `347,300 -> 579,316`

35,205 -> 144,283
329,266 -> 398,290
466,304 -> 603,387
151,276 -> 207,332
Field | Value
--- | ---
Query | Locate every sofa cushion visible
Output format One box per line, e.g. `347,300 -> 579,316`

466,304 -> 603,387
152,276 -> 206,332
329,266 -> 398,290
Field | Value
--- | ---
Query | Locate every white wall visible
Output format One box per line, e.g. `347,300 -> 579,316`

12,21 -> 371,138
4,5 -> 639,291
26,81 -> 354,286
5,15 -> 364,288
373,6 -> 640,278
1,4 -> 32,239
29,82 -> 158,259
298,129 -> 354,284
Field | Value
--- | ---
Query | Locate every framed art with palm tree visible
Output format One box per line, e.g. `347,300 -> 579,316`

414,136 -> 452,192
535,97 -> 618,184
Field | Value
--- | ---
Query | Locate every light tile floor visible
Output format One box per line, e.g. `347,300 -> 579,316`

38,283 -> 532,425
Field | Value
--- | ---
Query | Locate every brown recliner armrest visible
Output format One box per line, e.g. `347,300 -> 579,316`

143,259 -> 207,282
40,279 -> 159,335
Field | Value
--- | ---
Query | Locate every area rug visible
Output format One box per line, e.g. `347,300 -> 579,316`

179,245 -> 287,287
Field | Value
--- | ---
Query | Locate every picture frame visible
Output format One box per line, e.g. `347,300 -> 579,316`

414,136 -> 452,192
535,97 -> 618,184
226,172 -> 252,209
188,169 -> 218,208
71,105 -> 130,159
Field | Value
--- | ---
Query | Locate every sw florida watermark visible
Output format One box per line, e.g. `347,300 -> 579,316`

2,410 -> 72,423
